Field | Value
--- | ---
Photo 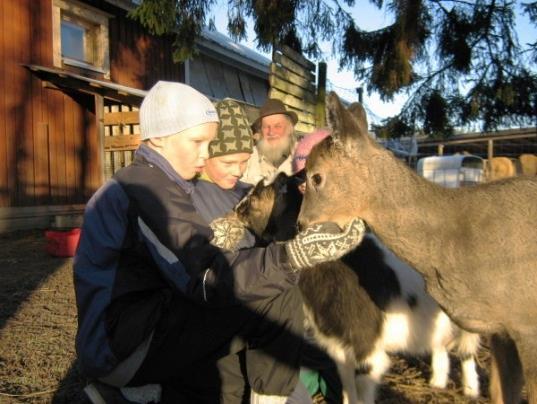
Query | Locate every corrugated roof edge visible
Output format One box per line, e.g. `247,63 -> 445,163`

198,28 -> 270,73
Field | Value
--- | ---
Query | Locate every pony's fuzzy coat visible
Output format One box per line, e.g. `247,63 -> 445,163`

298,92 -> 537,404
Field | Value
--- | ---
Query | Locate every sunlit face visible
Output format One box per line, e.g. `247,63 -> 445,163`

260,114 -> 294,144
204,152 -> 252,189
149,122 -> 219,180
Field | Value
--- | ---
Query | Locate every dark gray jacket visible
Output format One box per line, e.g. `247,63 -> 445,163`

192,178 -> 257,249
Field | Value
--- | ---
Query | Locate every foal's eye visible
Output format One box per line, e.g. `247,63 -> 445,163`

311,174 -> 322,187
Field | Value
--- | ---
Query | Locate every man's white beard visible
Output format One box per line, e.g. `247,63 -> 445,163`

257,135 -> 295,167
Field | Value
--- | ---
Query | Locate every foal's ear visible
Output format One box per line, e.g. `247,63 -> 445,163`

272,172 -> 289,191
326,92 -> 369,147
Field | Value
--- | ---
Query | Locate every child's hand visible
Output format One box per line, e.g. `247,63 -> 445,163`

285,218 -> 366,270
209,213 -> 246,251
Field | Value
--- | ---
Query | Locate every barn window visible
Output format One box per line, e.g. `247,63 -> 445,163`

52,0 -> 111,77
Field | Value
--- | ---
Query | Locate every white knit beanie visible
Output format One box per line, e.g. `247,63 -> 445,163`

140,81 -> 219,139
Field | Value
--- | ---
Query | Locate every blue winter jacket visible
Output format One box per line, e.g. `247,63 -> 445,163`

73,144 -> 297,379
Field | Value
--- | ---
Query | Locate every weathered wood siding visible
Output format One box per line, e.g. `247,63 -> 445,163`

269,46 -> 319,134
0,0 -> 99,208
0,0 -> 184,211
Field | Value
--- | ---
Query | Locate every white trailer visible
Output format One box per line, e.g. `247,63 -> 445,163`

416,154 -> 485,188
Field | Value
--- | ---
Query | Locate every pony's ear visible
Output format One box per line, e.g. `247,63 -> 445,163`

325,91 -> 346,135
347,102 -> 369,137
326,92 -> 369,147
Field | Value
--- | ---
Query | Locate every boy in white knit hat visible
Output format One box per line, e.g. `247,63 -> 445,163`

74,81 -> 365,403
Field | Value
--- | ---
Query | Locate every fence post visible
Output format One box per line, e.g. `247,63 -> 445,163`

315,62 -> 327,128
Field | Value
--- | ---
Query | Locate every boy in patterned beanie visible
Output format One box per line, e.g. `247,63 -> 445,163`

192,99 -> 307,402
202,99 -> 254,189
193,98 -> 256,249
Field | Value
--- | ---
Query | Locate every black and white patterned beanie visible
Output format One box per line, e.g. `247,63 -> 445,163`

210,99 -> 253,158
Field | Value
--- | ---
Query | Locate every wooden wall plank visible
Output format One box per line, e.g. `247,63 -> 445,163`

269,47 -> 318,134
65,95 -> 77,199
84,96 -> 99,197
291,109 -> 316,126
47,91 -> 62,203
189,57 -> 213,98
273,52 -> 315,82
103,110 -> 140,125
295,121 -> 316,134
269,74 -> 316,104
34,122 -> 50,201
223,69 -> 244,101
238,74 -> 256,105
104,135 -> 141,152
0,0 -> 7,207
205,59 -> 229,100
31,2 -> 51,204
111,104 -> 123,174
76,94 -> 101,198
268,88 -> 316,114
278,45 -> 315,71
270,64 -> 315,92
249,76 -> 269,109
19,0 -> 35,205
4,0 -> 19,207
52,94 -> 67,202
76,94 -> 90,203
121,104 -> 131,167
104,105 -> 114,179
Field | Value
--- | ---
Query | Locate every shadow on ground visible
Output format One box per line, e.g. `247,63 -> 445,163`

0,230 -> 520,403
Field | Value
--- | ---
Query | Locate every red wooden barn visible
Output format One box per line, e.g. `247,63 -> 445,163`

0,0 -> 270,231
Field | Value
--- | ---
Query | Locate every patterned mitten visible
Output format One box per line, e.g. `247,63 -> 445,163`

285,218 -> 366,270
210,214 -> 246,251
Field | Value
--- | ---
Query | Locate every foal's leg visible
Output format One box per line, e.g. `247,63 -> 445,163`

356,349 -> 391,404
429,311 -> 451,389
457,331 -> 480,397
328,345 -> 358,404
489,333 -> 523,404
460,353 -> 480,397
429,347 -> 449,389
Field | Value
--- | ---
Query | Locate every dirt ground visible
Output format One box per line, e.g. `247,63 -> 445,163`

0,230 -> 519,403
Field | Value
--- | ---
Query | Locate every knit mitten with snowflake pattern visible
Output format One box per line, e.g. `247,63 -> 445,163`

209,215 -> 246,251
285,218 -> 366,270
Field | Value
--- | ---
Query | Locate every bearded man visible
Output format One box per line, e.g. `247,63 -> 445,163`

242,99 -> 298,185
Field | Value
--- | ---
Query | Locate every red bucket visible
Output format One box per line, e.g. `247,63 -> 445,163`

45,228 -> 81,257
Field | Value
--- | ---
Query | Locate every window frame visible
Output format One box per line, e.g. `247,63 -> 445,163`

52,0 -> 112,77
